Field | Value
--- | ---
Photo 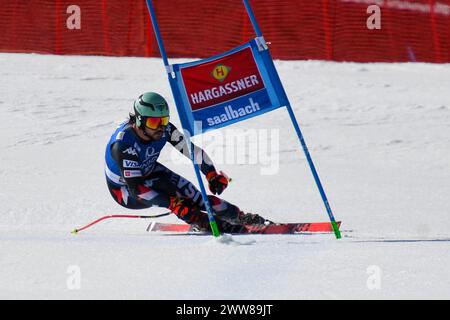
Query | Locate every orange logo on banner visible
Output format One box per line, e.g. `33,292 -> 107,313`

211,64 -> 231,82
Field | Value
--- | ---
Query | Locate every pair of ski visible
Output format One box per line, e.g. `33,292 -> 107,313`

71,213 -> 341,235
147,221 -> 342,235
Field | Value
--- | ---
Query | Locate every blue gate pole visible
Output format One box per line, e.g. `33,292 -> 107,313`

145,0 -> 169,67
285,104 -> 341,239
144,0 -> 220,237
242,0 -> 263,37
242,0 -> 340,239
185,135 -> 221,237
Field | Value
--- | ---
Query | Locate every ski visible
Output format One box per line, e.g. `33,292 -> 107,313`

147,221 -> 342,234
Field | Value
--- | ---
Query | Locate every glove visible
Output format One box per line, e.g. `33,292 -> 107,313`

169,196 -> 192,218
206,171 -> 229,195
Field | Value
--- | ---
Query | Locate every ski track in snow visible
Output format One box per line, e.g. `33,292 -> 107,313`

0,53 -> 449,299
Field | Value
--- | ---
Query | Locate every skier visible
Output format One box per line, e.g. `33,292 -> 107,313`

104,92 -> 272,232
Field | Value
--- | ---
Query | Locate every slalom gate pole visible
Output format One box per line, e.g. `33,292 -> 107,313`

242,0 -> 263,37
145,0 -> 170,67
186,142 -> 221,237
285,103 -> 341,239
242,0 -> 341,239
144,0 -> 221,237
71,213 -> 171,234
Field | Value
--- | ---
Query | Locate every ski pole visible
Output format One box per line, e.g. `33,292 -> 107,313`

71,212 -> 171,234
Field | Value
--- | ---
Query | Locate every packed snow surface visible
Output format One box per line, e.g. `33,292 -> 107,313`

1,53 -> 449,299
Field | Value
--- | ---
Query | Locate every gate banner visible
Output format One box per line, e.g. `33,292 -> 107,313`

169,39 -> 289,135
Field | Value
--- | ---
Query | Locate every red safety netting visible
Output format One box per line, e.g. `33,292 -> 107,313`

1,0 -> 449,62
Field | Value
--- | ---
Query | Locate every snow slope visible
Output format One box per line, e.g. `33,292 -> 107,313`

0,53 -> 449,299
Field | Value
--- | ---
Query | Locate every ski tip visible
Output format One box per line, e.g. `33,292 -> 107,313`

71,228 -> 78,235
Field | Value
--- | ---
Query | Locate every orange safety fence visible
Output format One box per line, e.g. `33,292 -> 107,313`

1,0 -> 449,62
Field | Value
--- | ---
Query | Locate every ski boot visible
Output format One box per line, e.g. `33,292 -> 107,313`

238,211 -> 274,226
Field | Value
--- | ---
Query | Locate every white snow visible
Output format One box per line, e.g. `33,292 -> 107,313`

0,52 -> 449,299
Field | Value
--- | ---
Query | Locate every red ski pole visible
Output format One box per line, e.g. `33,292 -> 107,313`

71,212 -> 171,234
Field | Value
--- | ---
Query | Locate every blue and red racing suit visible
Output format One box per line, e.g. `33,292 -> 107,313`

104,120 -> 241,230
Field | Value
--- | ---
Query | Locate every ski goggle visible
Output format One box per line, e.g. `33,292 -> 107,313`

144,116 -> 170,129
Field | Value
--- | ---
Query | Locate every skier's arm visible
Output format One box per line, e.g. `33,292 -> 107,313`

110,141 -> 144,199
167,123 -> 229,195
167,123 -> 216,176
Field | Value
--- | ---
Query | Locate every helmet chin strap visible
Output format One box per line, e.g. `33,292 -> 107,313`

140,126 -> 153,140
136,116 -> 151,138
141,126 -> 150,138
135,116 -> 164,141
139,123 -> 160,141
132,118 -> 150,140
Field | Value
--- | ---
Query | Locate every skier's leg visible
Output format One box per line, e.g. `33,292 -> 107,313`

133,163 -> 245,226
107,172 -> 211,228
206,195 -> 274,225
152,164 -> 242,221
156,164 -> 273,225
107,179 -> 148,209
107,163 -> 272,227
